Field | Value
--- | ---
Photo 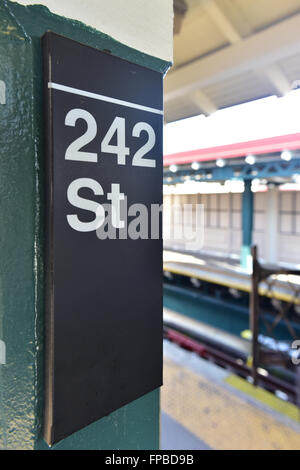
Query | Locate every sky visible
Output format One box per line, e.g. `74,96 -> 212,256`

164,89 -> 300,155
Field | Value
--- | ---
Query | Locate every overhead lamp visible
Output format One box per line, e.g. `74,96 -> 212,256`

169,164 -> 178,173
191,161 -> 201,171
281,150 -> 292,161
216,159 -> 225,168
245,154 -> 256,165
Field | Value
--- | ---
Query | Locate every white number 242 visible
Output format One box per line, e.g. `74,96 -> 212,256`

65,109 -> 156,168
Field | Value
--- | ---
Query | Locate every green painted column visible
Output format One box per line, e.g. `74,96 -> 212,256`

241,179 -> 254,270
0,0 -> 170,450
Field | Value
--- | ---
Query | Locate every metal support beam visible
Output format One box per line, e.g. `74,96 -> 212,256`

201,0 -> 241,44
241,180 -> 253,270
163,158 -> 300,184
201,1 -> 291,99
250,245 -> 260,385
263,64 -> 291,97
165,13 -> 300,103
249,246 -> 300,387
190,89 -> 217,115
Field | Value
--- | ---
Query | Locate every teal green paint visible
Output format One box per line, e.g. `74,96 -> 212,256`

0,4 -> 38,449
164,286 -> 249,338
163,285 -> 300,341
36,389 -> 160,450
241,180 -> 253,269
0,0 -> 166,450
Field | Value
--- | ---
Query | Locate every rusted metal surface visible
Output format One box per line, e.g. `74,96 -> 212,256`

250,245 -> 300,387
164,326 -> 297,404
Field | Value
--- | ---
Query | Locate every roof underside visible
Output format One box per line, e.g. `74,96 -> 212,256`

165,0 -> 300,123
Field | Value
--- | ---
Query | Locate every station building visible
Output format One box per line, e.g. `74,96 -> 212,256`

2,0 -> 300,452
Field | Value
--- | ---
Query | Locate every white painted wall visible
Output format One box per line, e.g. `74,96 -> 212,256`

11,0 -> 174,62
164,190 -> 300,266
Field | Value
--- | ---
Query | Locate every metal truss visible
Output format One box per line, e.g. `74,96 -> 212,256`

163,158 -> 300,184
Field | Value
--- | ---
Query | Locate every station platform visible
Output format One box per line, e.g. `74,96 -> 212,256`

161,340 -> 300,450
163,248 -> 300,304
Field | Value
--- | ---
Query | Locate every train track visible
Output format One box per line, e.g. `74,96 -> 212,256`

163,323 -> 299,406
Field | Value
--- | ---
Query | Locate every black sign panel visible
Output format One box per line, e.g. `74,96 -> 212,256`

42,32 -> 163,445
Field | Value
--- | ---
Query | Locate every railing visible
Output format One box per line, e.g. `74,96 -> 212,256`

250,245 -> 300,407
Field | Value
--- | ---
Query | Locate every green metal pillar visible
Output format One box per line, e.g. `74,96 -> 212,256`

241,179 -> 254,270
0,0 -> 170,450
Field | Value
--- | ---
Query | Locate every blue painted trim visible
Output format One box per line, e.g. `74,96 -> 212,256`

164,158 -> 300,184
241,180 -> 253,269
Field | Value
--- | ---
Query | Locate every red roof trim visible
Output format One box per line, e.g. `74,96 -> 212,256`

163,133 -> 300,166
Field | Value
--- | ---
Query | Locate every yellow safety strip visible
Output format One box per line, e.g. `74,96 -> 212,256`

225,375 -> 300,423
163,265 -> 300,304
162,358 -> 300,450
